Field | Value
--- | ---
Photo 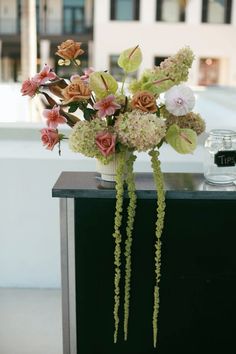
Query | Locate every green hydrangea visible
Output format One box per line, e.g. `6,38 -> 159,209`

69,118 -> 114,163
162,108 -> 206,136
114,110 -> 166,151
129,47 -> 194,95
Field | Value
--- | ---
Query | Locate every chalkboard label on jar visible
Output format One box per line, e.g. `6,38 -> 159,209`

214,151 -> 236,167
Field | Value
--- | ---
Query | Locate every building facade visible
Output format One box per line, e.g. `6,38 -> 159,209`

93,0 -> 236,86
0,0 -> 93,81
0,0 -> 236,86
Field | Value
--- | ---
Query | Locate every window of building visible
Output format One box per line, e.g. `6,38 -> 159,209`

63,0 -> 85,34
154,56 -> 168,67
198,58 -> 220,85
156,0 -> 185,22
110,55 -> 137,82
110,0 -> 140,21
202,0 -> 232,24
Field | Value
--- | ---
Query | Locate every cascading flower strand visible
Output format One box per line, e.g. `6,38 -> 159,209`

124,153 -> 137,341
113,152 -> 126,344
149,149 -> 166,348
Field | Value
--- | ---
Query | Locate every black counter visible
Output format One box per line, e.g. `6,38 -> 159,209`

52,172 -> 236,199
53,172 -> 236,354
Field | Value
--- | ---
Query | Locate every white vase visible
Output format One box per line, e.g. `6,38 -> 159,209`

96,152 -> 132,182
96,156 -> 119,182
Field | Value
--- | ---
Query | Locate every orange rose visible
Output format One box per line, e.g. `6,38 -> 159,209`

61,77 -> 91,104
131,91 -> 157,113
55,39 -> 84,60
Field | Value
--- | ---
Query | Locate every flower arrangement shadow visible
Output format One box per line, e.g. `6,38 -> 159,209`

21,39 -> 205,348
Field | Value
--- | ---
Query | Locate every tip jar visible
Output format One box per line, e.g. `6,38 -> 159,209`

204,129 -> 236,185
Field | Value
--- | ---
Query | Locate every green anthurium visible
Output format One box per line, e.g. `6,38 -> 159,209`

166,124 -> 197,154
89,71 -> 118,99
118,45 -> 142,73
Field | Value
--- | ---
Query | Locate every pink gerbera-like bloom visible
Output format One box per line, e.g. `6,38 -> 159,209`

33,64 -> 57,85
21,78 -> 38,97
43,106 -> 67,128
94,95 -> 121,118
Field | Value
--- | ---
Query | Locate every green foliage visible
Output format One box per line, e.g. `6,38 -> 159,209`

118,45 -> 142,73
129,46 -> 194,95
89,71 -> 118,99
166,124 -> 197,154
83,107 -> 95,121
68,102 -> 80,113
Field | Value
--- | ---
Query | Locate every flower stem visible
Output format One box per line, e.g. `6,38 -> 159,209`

149,149 -> 166,349
121,73 -> 127,96
124,153 -> 137,341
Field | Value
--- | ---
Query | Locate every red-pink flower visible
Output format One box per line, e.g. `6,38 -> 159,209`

43,106 -> 67,128
21,78 -> 38,97
40,128 -> 60,150
33,64 -> 57,85
80,67 -> 94,82
94,95 -> 121,118
95,131 -> 116,157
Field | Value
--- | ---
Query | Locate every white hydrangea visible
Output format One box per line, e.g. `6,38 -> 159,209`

114,110 -> 166,152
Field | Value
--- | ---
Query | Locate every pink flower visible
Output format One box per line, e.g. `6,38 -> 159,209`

70,74 -> 80,81
43,106 -> 67,128
80,67 -> 95,82
95,131 -> 116,157
33,64 -> 57,85
40,128 -> 60,150
21,78 -> 38,97
94,95 -> 121,118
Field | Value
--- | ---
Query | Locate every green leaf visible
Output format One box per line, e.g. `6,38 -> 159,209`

68,102 -> 80,113
118,45 -> 142,73
166,124 -> 197,154
89,72 -> 118,99
83,108 -> 95,121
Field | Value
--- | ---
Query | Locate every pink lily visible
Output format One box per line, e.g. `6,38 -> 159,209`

94,95 -> 121,118
43,106 -> 67,128
33,64 -> 57,85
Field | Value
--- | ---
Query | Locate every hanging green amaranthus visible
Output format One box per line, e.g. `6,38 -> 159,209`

149,149 -> 166,348
124,153 -> 137,341
113,152 -> 126,343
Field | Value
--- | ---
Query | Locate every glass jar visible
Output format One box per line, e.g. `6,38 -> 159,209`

204,129 -> 236,185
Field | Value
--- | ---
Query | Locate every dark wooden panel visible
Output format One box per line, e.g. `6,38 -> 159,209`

74,196 -> 236,354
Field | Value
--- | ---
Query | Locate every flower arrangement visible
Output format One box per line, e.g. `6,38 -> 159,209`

21,39 -> 205,348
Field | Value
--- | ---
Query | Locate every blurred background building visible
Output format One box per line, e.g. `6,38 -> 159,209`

0,0 -> 236,86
